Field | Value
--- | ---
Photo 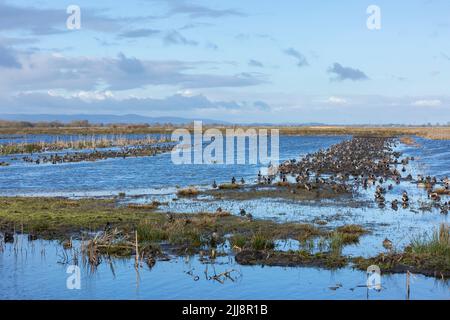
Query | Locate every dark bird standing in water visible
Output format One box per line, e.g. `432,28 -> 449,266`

383,238 -> 393,250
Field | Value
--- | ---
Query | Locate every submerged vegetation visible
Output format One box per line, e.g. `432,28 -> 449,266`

0,197 -> 370,272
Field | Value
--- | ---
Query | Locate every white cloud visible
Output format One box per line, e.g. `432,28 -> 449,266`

326,96 -> 347,105
412,99 -> 442,107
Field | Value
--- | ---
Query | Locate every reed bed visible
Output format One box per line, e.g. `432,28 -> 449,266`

0,135 -> 171,155
1,124 -> 450,140
410,223 -> 450,257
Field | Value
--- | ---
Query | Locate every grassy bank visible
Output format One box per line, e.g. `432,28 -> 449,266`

353,224 -> 450,278
1,197 -> 448,278
0,197 -> 325,245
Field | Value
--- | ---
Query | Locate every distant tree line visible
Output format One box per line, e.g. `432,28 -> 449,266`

0,120 -> 180,128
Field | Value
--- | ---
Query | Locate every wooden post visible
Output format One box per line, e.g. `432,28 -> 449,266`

135,230 -> 139,268
406,271 -> 410,300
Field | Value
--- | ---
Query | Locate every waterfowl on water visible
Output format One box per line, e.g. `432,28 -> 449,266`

391,199 -> 399,211
239,208 -> 246,216
402,191 -> 409,203
429,192 -> 441,202
440,203 -> 448,215
3,232 -> 14,243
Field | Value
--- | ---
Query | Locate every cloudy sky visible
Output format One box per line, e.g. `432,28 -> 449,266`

0,0 -> 449,124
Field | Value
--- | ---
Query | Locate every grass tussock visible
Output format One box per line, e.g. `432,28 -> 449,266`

399,136 -> 420,146
127,201 -> 160,210
177,187 -> 199,197
230,234 -> 247,249
218,183 -> 240,190
336,224 -> 367,236
250,233 -> 275,250
409,223 -> 450,257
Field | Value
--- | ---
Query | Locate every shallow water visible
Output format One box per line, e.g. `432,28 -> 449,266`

0,135 -> 346,196
1,134 -> 449,299
0,236 -> 448,300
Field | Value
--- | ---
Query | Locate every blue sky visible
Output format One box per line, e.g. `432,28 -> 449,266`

0,0 -> 449,124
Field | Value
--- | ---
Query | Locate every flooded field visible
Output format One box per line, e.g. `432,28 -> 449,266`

0,134 -> 449,299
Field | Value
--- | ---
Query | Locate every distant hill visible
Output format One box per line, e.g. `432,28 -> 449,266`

0,114 -> 229,125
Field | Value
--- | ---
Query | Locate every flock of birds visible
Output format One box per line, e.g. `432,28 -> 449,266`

17,144 -> 174,165
214,137 -> 449,215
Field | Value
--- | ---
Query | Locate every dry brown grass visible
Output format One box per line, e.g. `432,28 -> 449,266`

177,187 -> 199,197
218,183 -> 241,190
1,124 -> 450,140
399,136 -> 420,146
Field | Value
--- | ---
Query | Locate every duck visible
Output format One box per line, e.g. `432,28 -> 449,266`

429,192 -> 441,202
391,199 -> 399,211
402,191 -> 409,204
440,203 -> 448,215
382,238 -> 393,250
166,213 -> 175,223
257,171 -> 262,183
